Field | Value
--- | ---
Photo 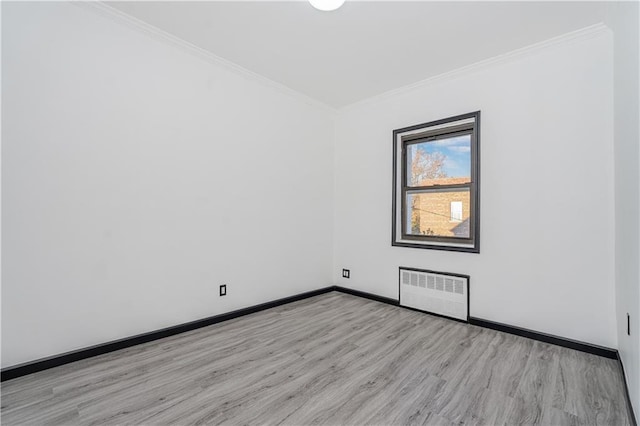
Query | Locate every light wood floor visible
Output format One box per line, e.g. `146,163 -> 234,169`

1,292 -> 632,425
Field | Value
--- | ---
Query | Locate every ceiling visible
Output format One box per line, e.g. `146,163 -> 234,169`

106,1 -> 608,108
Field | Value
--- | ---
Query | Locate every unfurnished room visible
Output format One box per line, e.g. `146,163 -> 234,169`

1,0 -> 639,424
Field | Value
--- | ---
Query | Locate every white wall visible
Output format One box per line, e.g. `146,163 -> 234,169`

1,2 -> 334,368
334,30 -> 617,348
608,1 -> 640,417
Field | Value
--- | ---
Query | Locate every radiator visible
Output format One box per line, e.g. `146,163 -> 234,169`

399,267 -> 469,322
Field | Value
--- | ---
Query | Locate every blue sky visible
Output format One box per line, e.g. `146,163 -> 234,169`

419,134 -> 470,177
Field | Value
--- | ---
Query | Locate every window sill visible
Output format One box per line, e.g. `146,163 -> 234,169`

392,240 -> 479,253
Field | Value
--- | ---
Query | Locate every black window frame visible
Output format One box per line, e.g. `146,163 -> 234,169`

392,111 -> 480,253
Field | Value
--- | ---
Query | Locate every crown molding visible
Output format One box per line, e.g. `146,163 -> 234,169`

70,2 -> 609,115
340,22 -> 611,112
72,1 -> 337,114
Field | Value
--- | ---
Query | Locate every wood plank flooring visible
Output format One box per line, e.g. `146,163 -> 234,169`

1,292 -> 632,425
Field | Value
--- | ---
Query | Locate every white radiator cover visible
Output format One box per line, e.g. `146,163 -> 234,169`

399,268 -> 469,322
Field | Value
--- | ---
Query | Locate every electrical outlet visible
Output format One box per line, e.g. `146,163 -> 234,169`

342,269 -> 350,279
220,284 -> 227,297
628,313 -> 631,336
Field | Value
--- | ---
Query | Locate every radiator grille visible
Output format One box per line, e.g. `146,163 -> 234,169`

399,268 -> 468,321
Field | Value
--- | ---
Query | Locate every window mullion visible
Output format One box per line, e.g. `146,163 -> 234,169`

406,183 -> 472,192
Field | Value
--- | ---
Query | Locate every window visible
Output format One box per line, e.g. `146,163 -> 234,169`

392,111 -> 480,252
450,201 -> 463,222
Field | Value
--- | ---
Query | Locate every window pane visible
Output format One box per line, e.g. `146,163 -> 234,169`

406,134 -> 471,186
406,190 -> 471,238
